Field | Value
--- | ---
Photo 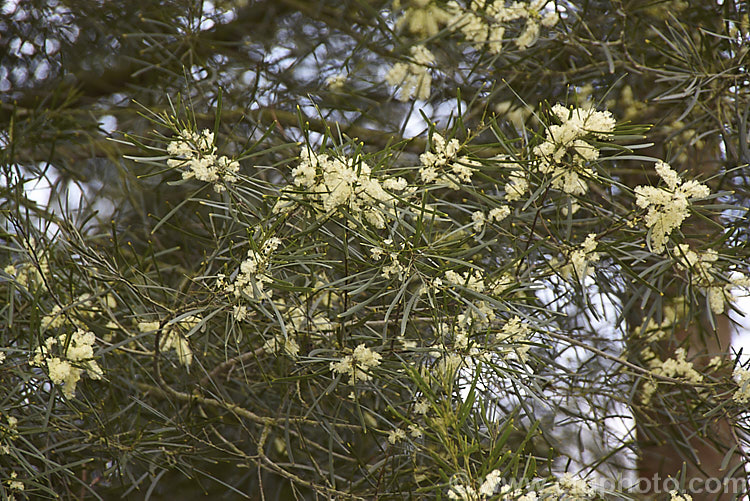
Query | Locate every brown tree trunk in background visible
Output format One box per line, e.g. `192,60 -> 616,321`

634,135 -> 745,500
637,316 -> 743,500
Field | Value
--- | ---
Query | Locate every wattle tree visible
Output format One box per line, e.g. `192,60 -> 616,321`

1,1 -> 749,499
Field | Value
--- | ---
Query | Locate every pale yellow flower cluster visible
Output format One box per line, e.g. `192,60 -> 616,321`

637,300 -> 683,345
387,427 -> 407,444
633,300 -> 689,401
425,307 -> 531,390
370,239 -> 410,280
1,415 -> 18,456
448,469 -> 504,500
491,273 -> 515,295
673,244 -> 749,315
396,0 -> 560,56
495,316 -> 532,361
641,347 -> 703,405
427,349 -> 462,384
448,470 -> 593,501
471,206 -> 510,231
669,490 -> 693,501
419,133 -> 477,189
427,303 -> 497,383
278,148 -> 408,229
3,260 -> 47,290
262,332 -> 300,358
225,237 -> 282,301
2,238 -> 50,292
511,490 -> 538,501
381,253 -> 407,280
407,423 -> 423,438
167,128 -> 239,193
330,343 -> 382,384
562,233 -> 599,280
504,172 -> 529,201
478,470 -> 503,497
286,297 -> 335,334
448,0 -> 560,53
443,269 -> 486,293
533,104 -> 616,196
468,473 -> 594,501
325,72 -> 347,91
31,328 -> 103,398
440,302 -> 495,348
42,304 -> 67,330
7,472 -> 24,493
732,367 -> 750,404
394,0 -> 453,37
544,473 -> 596,498
447,479 -> 478,500
634,160 -> 709,253
385,44 -> 435,101
138,316 -> 201,368
463,301 -> 495,331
